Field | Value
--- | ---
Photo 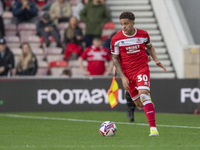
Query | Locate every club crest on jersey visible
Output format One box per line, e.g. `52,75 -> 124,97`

136,38 -> 141,43
126,45 -> 140,54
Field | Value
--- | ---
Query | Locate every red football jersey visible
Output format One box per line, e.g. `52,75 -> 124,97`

81,45 -> 112,75
111,28 -> 150,75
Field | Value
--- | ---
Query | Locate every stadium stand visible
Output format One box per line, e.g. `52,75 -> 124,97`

4,24 -> 17,36
18,23 -> 37,32
107,0 -> 175,78
20,35 -> 41,48
32,47 -> 45,61
36,60 -> 48,76
4,35 -> 20,48
57,22 -> 69,42
46,54 -> 64,64
2,11 -> 13,25
2,0 -> 176,78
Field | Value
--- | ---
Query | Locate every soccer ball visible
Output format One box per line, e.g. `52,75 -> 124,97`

99,121 -> 117,137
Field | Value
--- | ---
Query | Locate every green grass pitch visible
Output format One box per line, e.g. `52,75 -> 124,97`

0,111 -> 200,150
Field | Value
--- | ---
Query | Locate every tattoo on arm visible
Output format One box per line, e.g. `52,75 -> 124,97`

112,54 -> 125,78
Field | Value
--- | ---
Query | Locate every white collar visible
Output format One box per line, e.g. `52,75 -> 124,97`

122,27 -> 137,37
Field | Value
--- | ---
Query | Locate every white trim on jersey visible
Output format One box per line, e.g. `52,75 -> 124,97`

138,86 -> 150,91
111,37 -> 149,55
111,44 -> 119,55
118,37 -> 149,46
122,27 -> 137,37
132,94 -> 140,101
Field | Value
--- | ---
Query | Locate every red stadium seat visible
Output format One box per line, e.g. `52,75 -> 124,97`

49,60 -> 68,68
49,60 -> 68,76
103,22 -> 116,29
102,22 -> 116,41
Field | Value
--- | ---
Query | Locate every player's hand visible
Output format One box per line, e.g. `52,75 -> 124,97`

121,76 -> 129,91
156,61 -> 167,72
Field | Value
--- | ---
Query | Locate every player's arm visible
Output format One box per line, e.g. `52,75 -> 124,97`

112,54 -> 124,77
146,44 -> 167,72
112,54 -> 129,91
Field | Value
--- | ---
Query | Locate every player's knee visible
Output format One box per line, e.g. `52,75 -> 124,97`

140,94 -> 151,106
134,99 -> 143,109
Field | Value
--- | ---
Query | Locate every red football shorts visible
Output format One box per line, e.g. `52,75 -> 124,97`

126,65 -> 150,101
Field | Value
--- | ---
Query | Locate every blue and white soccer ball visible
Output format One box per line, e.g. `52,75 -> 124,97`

99,121 -> 117,137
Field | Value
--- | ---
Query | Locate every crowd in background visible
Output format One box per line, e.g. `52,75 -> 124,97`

0,0 -> 116,77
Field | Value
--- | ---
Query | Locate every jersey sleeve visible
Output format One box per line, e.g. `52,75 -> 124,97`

144,31 -> 151,45
111,36 -> 119,55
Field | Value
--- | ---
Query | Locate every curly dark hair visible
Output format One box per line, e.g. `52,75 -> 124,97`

119,12 -> 135,21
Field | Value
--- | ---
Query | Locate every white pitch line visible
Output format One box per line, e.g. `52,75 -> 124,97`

0,145 -> 143,148
0,114 -> 200,129
1,144 -> 200,149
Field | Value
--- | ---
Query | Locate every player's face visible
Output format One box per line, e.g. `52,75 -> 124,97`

120,18 -> 135,35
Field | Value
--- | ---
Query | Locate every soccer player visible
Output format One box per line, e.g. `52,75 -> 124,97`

111,12 -> 167,136
113,50 -> 152,123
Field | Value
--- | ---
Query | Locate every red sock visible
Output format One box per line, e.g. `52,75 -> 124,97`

144,103 -> 156,127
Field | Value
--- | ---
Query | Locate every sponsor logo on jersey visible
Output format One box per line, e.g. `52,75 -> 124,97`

125,45 -> 140,53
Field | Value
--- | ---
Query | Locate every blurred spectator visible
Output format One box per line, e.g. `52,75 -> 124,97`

80,0 -> 110,47
61,68 -> 71,77
0,0 -> 5,37
5,0 -> 15,11
35,0 -> 53,11
0,0 -> 5,10
0,38 -> 15,76
73,0 -> 89,21
100,0 -> 111,20
37,13 -> 61,47
16,42 -> 38,75
103,32 -> 116,52
35,0 -> 47,10
49,0 -> 72,25
12,0 -> 38,25
64,16 -> 83,60
78,36 -> 113,76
